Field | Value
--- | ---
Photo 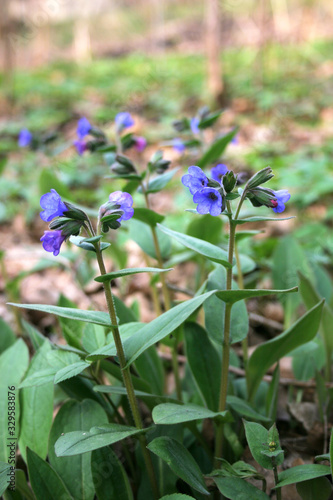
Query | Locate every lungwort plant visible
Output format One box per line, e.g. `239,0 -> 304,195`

1,112 -> 331,500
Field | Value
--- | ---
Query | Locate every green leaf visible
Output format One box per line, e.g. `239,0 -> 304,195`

184,322 -> 221,410
273,236 -> 311,324
147,437 -> 209,495
123,290 -> 219,366
235,230 -> 263,242
91,447 -> 133,500
18,342 -> 54,462
213,477 -> 270,499
129,219 -> 171,260
55,423 -> 143,456
234,216 -> 295,225
0,340 -> 29,462
22,320 -> 46,350
265,364 -> 280,421
157,224 -> 231,268
87,322 -> 144,361
186,214 -> 223,245
296,477 -> 332,500
197,128 -> 238,168
0,461 -> 11,496
95,267 -> 172,283
94,385 -> 178,407
49,399 -> 108,500
152,403 -> 230,425
233,254 -> 256,276
144,168 -> 179,194
8,303 -> 114,327
27,448 -> 72,500
227,396 -> 270,422
215,287 -> 298,304
134,345 -> 164,395
0,319 -> 16,354
113,295 -> 137,324
132,207 -> 165,227
19,350 -> 81,388
247,300 -> 324,399
243,421 -> 283,470
204,266 -> 249,344
54,361 -> 90,384
57,295 -> 84,349
198,109 -> 223,129
81,323 -> 105,353
276,464 -> 331,488
299,271 -> 333,353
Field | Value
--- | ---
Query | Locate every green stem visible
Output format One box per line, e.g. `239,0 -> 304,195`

214,202 -> 236,465
92,236 -> 159,499
273,462 -> 282,500
234,242 -> 248,368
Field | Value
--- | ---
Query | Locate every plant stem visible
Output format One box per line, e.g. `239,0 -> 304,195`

214,202 -> 236,465
142,188 -> 171,311
273,463 -> 282,500
93,241 -> 159,499
234,241 -> 248,368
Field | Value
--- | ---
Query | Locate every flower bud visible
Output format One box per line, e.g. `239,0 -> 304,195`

246,187 -> 277,208
110,154 -> 137,175
222,171 -> 237,193
246,167 -> 274,190
49,217 -> 84,237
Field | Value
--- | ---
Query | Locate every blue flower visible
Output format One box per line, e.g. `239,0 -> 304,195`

231,134 -> 238,145
193,188 -> 223,216
73,139 -> 87,156
182,166 -> 208,195
272,190 -> 291,213
108,191 -> 134,221
18,129 -> 32,147
77,117 -> 91,140
190,117 -> 200,135
172,138 -> 186,153
40,230 -> 66,256
40,189 -> 68,222
211,164 -> 229,183
115,112 -> 134,131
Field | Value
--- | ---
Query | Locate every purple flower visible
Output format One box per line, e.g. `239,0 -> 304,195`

182,166 -> 208,195
108,191 -> 134,221
40,230 -> 66,256
231,134 -> 238,145
73,139 -> 87,156
134,136 -> 147,152
272,189 -> 291,213
115,112 -> 134,131
77,117 -> 91,140
40,189 -> 68,222
18,129 -> 32,147
211,164 -> 229,183
190,117 -> 200,135
193,188 -> 223,216
172,138 -> 186,153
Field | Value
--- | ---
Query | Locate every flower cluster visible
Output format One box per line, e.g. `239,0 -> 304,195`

40,189 -> 134,256
182,164 -> 291,216
182,165 -> 227,216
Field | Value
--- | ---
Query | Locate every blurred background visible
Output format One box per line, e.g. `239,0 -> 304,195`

1,0 -> 333,329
